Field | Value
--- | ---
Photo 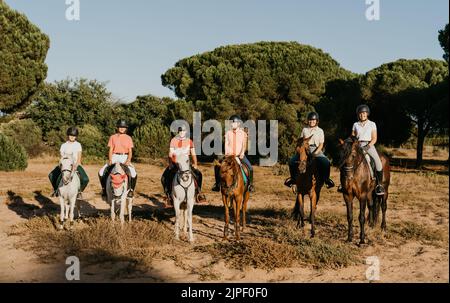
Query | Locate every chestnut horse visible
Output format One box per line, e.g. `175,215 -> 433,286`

218,156 -> 250,240
338,136 -> 390,245
292,135 -> 324,237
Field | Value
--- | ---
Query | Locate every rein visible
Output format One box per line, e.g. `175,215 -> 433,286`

176,169 -> 193,204
221,160 -> 238,198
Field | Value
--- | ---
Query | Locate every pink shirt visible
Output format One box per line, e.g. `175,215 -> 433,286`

225,128 -> 247,156
108,134 -> 134,154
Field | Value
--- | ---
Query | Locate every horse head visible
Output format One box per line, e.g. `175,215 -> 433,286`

296,135 -> 313,174
220,156 -> 238,190
59,155 -> 75,185
110,162 -> 127,197
175,154 -> 191,182
338,136 -> 362,178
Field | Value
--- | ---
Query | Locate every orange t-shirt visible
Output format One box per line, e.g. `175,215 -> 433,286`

108,134 -> 134,154
169,137 -> 194,162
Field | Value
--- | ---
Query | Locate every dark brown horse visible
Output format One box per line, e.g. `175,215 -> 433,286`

218,156 -> 250,240
338,136 -> 391,245
292,135 -> 324,237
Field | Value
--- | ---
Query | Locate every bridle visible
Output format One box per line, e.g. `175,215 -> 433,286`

175,166 -> 193,204
60,158 -> 75,185
220,159 -> 238,198
110,173 -> 127,199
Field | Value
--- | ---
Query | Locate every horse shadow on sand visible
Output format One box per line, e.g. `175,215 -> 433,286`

6,190 -> 101,220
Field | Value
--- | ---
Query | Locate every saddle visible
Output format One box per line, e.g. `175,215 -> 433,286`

106,163 -> 132,187
235,157 -> 250,185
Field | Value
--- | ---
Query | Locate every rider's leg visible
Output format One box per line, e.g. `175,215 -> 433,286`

285,154 -> 299,187
127,165 -> 137,198
366,146 -> 385,195
315,153 -> 335,188
212,160 -> 221,192
161,166 -> 171,197
99,164 -> 108,197
49,166 -> 61,197
76,165 -> 89,199
241,156 -> 255,192
192,167 -> 207,202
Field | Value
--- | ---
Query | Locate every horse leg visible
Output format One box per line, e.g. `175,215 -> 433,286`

310,192 -> 317,238
183,208 -> 188,233
69,195 -> 76,223
381,194 -> 388,231
223,195 -> 230,240
120,197 -> 126,225
241,191 -> 249,232
293,194 -> 300,220
110,198 -> 115,221
127,198 -> 133,222
296,193 -> 305,229
65,200 -> 70,220
368,193 -> 375,228
174,201 -> 180,241
359,195 -> 368,245
234,197 -> 241,241
59,195 -> 65,229
344,193 -> 354,243
188,202 -> 194,243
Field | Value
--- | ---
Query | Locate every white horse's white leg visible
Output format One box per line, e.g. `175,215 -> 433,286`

59,195 -> 65,229
183,208 -> 188,233
120,195 -> 126,225
110,198 -> 115,221
69,195 -> 76,222
127,198 -> 133,222
64,199 -> 70,220
174,200 -> 180,241
188,203 -> 194,243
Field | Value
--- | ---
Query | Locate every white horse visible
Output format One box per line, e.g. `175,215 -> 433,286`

172,153 -> 196,243
106,162 -> 132,224
58,155 -> 81,229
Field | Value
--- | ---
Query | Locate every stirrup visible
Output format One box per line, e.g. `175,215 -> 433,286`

375,185 -> 385,196
248,184 -> 255,193
325,179 -> 335,189
337,185 -> 344,193
127,189 -> 134,198
284,178 -> 295,188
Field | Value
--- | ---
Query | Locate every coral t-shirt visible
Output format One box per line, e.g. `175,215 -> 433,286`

170,137 -> 194,158
225,128 -> 247,156
108,134 -> 134,154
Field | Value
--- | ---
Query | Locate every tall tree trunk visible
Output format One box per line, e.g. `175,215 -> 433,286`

416,119 -> 426,169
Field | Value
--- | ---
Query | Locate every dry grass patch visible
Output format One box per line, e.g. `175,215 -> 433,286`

9,216 -> 175,271
389,221 -> 447,247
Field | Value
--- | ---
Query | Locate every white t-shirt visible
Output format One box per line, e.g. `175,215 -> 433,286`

60,141 -> 82,163
352,120 -> 377,142
301,126 -> 325,146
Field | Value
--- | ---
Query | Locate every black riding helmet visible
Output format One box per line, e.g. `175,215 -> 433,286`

66,126 -> 79,137
356,104 -> 371,116
229,115 -> 242,123
307,112 -> 319,121
116,119 -> 128,128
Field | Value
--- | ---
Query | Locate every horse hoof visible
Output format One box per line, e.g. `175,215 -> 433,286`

59,224 -> 64,230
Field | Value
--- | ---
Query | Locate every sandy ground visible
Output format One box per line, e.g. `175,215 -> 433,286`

0,156 -> 448,283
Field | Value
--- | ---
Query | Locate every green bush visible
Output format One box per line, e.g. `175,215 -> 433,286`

0,133 -> 28,171
133,120 -> 171,160
0,119 -> 44,158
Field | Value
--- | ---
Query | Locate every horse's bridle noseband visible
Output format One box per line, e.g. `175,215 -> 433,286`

175,168 -> 193,203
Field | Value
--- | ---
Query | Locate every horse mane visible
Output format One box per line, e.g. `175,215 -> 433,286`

338,137 -> 366,168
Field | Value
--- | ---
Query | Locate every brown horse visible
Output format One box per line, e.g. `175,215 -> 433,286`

338,136 -> 391,245
218,156 -> 250,240
292,135 -> 324,237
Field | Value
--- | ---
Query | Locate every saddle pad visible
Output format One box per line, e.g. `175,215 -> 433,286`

235,157 -> 248,185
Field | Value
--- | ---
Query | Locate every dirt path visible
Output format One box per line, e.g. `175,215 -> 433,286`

0,159 -> 448,282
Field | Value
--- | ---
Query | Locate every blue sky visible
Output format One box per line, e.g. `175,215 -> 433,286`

6,0 -> 449,102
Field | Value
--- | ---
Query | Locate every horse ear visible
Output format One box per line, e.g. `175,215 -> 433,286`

338,138 -> 344,145
305,135 -> 313,142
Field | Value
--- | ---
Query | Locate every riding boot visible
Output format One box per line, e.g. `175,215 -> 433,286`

128,176 -> 137,198
99,175 -> 106,198
375,170 -> 385,196
211,165 -> 221,192
248,168 -> 255,193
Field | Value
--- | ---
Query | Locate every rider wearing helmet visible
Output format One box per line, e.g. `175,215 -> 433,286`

98,119 -> 137,198
212,115 -> 255,193
161,125 -> 207,206
285,112 -> 335,189
351,104 -> 385,195
49,126 -> 90,198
